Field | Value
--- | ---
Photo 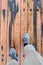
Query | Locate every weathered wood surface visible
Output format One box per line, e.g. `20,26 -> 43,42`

7,9 -> 11,62
27,0 -> 34,44
0,0 -> 43,65
13,0 -> 21,65
36,7 -> 41,54
13,0 -> 20,55
0,0 -> 1,64
20,0 -> 27,63
1,0 -> 8,65
41,0 -> 43,56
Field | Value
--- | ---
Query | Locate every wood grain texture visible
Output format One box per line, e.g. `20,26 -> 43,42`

27,0 -> 34,44
1,0 -> 8,65
37,6 -> 41,55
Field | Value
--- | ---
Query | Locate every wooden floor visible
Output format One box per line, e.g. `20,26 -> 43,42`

0,0 -> 43,65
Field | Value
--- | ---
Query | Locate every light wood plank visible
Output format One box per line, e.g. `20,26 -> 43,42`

0,0 -> 2,64
37,6 -> 41,54
1,0 -> 8,65
20,0 -> 27,63
27,0 -> 34,44
13,0 -> 20,55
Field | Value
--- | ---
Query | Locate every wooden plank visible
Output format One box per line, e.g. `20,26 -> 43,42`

36,6 -> 41,54
41,14 -> 43,56
20,0 -> 27,63
7,1 -> 15,61
0,0 -> 2,64
10,2 -> 14,48
41,37 -> 43,56
13,0 -> 22,64
27,0 -> 34,44
41,0 -> 43,56
42,0 -> 43,9
1,0 -> 8,65
13,0 -> 21,64
7,8 -> 11,62
8,0 -> 14,48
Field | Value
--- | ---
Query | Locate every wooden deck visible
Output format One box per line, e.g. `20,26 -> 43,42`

0,0 -> 43,65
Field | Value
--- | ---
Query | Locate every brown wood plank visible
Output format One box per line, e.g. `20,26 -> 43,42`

1,0 -> 8,65
13,0 -> 20,55
7,9 -> 11,62
27,0 -> 34,44
41,14 -> 43,56
41,0 -> 43,56
37,6 -> 41,54
11,3 -> 14,48
41,37 -> 43,56
13,0 -> 21,65
20,0 -> 27,63
0,0 -> 2,64
42,0 -> 43,9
